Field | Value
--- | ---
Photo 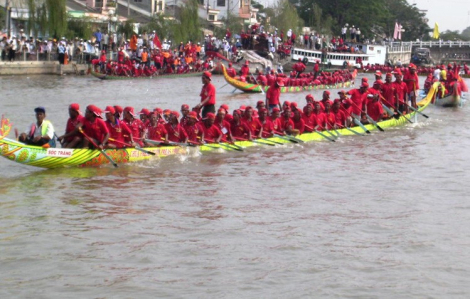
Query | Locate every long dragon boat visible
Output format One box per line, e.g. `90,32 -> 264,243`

89,68 -> 206,80
0,83 -> 437,169
222,64 -> 357,93
433,83 -> 462,107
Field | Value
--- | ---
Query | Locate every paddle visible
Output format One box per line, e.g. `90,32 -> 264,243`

336,123 -> 365,136
273,130 -> 304,143
108,138 -> 156,156
350,101 -> 385,132
340,106 -> 371,134
313,125 -> 336,142
204,138 -> 244,151
379,96 -> 413,123
250,73 -> 265,95
78,127 -> 118,168
234,136 -> 276,146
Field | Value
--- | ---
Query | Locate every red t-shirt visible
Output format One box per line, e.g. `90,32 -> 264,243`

146,123 -> 168,141
202,123 -> 222,141
164,123 -> 188,143
123,119 -> 145,144
366,99 -> 384,121
106,119 -> 132,148
302,113 -> 316,132
312,112 -> 326,130
279,117 -> 294,132
293,118 -> 305,134
183,122 -> 204,143
81,117 -> 109,144
266,84 -> 281,105
381,83 -> 396,108
348,89 -> 367,116
403,71 -> 419,91
324,112 -> 336,129
230,120 -> 251,139
65,115 -> 85,142
260,118 -> 274,137
393,81 -> 408,103
200,83 -> 216,106
243,117 -> 262,136
331,109 -> 346,127
214,120 -> 231,142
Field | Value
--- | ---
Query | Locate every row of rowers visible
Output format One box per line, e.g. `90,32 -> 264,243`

56,86 -> 391,150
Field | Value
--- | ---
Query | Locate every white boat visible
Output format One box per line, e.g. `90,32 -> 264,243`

290,43 -> 387,68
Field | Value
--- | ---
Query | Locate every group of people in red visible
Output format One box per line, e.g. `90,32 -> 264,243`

225,60 -> 354,87
364,62 -> 469,77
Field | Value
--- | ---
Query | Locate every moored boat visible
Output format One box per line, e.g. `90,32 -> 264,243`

434,83 -> 462,107
221,64 -> 357,93
0,83 -> 437,169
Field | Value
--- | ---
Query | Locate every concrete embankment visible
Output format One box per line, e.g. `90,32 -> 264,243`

0,62 -> 89,76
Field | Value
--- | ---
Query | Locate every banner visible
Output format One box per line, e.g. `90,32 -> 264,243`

433,23 -> 439,39
153,33 -> 162,49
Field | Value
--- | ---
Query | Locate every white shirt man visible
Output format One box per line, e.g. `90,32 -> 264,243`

433,68 -> 441,81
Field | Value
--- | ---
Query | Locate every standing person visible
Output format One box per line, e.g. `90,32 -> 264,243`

19,107 -> 55,147
266,77 -> 284,113
58,41 -> 66,64
403,64 -> 419,108
94,29 -> 102,49
194,71 -> 216,118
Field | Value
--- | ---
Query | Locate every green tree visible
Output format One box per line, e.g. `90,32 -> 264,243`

46,0 -> 67,38
270,0 -> 304,37
66,17 -> 94,40
141,14 -> 174,41
461,26 -> 470,40
173,0 -> 201,44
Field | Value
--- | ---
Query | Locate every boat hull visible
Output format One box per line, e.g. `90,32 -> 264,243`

90,69 -> 205,80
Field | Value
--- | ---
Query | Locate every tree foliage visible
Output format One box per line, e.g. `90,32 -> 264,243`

26,0 -> 67,38
66,17 -> 94,40
268,0 -> 304,36
173,0 -> 201,44
293,0 -> 430,40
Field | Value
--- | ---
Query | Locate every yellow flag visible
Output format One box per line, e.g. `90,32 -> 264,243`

433,22 -> 439,39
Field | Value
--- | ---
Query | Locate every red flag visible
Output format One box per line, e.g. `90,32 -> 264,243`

153,33 -> 162,49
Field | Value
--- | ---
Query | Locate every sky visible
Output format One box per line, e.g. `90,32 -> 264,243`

410,0 -> 470,32
257,0 -> 470,33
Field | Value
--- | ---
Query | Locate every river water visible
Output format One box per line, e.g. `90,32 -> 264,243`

1,73 -> 470,298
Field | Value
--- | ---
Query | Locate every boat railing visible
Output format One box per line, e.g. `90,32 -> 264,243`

388,41 -> 470,48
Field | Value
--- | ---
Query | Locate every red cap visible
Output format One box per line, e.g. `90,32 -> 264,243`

220,104 -> 229,113
362,77 -> 369,82
204,112 -> 216,120
393,70 -> 403,76
323,90 -> 330,95
171,111 -> 180,119
386,73 -> 393,77
272,107 -> 280,113
163,109 -> 171,115
217,108 -> 226,114
258,107 -> 268,113
239,105 -> 246,111
338,90 -> 346,94
256,100 -> 265,107
86,105 -> 102,118
181,104 -> 190,111
375,70 -> 382,76
104,105 -> 115,114
124,106 -> 136,117
408,64 -> 416,69
290,102 -> 298,108
69,103 -> 81,114
228,62 -> 232,66
114,105 -> 123,114
283,101 -> 291,107
306,94 -> 314,100
324,100 -> 333,106
343,98 -> 353,105
188,111 -> 198,119
203,71 -> 212,80
154,107 -> 163,114
245,106 -> 253,111
245,60 -> 249,65
333,99 -> 342,104
360,82 -> 369,88
276,78 -> 285,86
138,108 -> 150,116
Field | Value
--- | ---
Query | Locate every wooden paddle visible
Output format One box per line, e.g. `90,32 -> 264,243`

108,138 -> 156,156
79,128 -> 118,168
379,97 -> 413,124
340,106 -> 371,134
350,101 -> 385,132
313,125 -> 336,142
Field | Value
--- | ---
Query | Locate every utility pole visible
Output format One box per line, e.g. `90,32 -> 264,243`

128,0 -> 130,17
5,0 -> 11,37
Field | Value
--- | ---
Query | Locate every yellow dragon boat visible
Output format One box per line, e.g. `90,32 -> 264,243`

221,64 -> 357,93
0,83 -> 437,169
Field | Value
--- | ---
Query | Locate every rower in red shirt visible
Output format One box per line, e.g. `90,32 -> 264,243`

243,106 -> 263,138
114,105 -> 124,120
331,99 -> 347,127
312,101 -> 326,130
103,106 -> 134,148
320,90 -> 331,111
182,111 -> 203,144
79,105 -> 110,149
57,103 -> 85,148
123,107 -> 145,146
266,77 -> 284,112
180,104 -> 191,126
365,93 -> 384,122
214,108 -> 232,142
279,107 -> 295,135
258,108 -> 274,138
292,109 -> 305,134
138,108 -> 150,125
392,70 -> 409,113
240,61 -> 250,77
381,73 -> 396,109
269,107 -> 282,133
194,71 -> 216,118
347,82 -> 369,118
403,63 -> 419,108
230,110 -> 252,140
323,100 -> 336,130
226,62 -> 237,78
302,103 -> 316,132
201,113 -> 223,143
144,112 -> 168,146
165,111 -> 188,143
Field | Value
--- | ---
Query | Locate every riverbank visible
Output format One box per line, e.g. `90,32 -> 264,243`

0,61 -> 89,76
